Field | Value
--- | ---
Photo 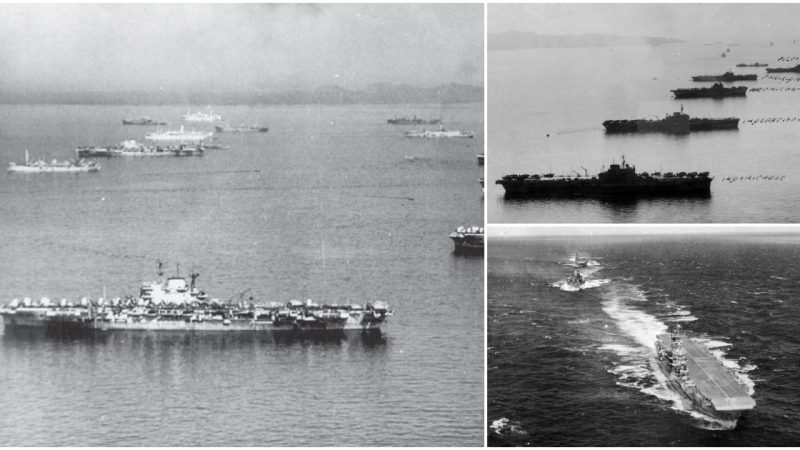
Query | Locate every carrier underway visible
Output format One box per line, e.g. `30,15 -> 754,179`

0,265 -> 392,335
603,108 -> 739,134
655,332 -> 755,424
671,83 -> 748,99
496,157 -> 712,198
691,71 -> 757,82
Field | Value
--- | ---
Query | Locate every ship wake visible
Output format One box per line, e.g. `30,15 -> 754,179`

598,282 -> 752,430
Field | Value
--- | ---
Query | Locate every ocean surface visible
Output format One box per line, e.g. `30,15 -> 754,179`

488,233 -> 800,446
0,102 -> 484,446
489,40 -> 800,222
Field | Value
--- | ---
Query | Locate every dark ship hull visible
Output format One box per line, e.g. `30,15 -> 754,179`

691,74 -> 757,82
736,63 -> 768,67
387,117 -> 441,125
496,159 -> 712,199
766,64 -> 800,73
603,117 -> 739,134
672,85 -> 747,99
122,119 -> 167,125
449,227 -> 484,255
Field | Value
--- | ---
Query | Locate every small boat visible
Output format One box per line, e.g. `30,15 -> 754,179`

122,116 -> 167,126
181,108 -> 222,122
214,124 -> 269,133
8,150 -> 100,173
405,126 -> 474,138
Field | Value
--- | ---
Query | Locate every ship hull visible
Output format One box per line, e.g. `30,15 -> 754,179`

496,178 -> 712,198
691,75 -> 757,82
766,66 -> 800,73
449,235 -> 484,255
671,88 -> 747,99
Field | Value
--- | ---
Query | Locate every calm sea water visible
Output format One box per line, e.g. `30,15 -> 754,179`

0,103 -> 484,446
488,233 -> 800,446
489,41 -> 800,222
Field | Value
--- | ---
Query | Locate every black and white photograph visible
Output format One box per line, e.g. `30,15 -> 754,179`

487,225 -> 800,446
488,4 -> 800,223
0,4 -> 484,446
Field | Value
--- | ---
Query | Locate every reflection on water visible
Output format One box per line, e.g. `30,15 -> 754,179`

498,195 -> 713,223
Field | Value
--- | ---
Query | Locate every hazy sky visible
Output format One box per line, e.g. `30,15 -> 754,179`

0,3 -> 483,93
489,4 -> 800,43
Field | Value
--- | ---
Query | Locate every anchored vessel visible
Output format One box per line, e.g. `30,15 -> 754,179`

671,83 -> 747,99
691,71 -> 757,82
449,226 -> 484,254
387,116 -> 441,125
496,157 -> 712,198
77,140 -> 204,157
181,108 -> 222,122
405,127 -> 474,138
215,124 -> 269,133
7,150 -> 100,173
736,63 -> 768,67
655,332 -> 755,424
603,109 -> 739,134
766,64 -> 800,73
122,117 -> 167,126
0,268 -> 392,334
145,126 -> 213,143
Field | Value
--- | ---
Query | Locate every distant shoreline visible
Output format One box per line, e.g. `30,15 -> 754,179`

0,83 -> 483,106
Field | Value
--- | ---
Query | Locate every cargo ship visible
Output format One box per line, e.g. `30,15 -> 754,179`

602,108 -> 739,134
449,226 -> 484,254
655,331 -> 755,424
496,157 -> 712,198
0,266 -> 391,335
671,83 -> 748,99
765,64 -> 800,73
691,71 -> 757,82
7,150 -> 100,173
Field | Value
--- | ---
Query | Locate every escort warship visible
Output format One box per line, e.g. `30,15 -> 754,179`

655,331 -> 755,424
603,108 -> 739,134
0,266 -> 392,334
671,83 -> 748,99
496,157 -> 712,198
765,64 -> 800,73
449,226 -> 484,254
691,71 -> 757,82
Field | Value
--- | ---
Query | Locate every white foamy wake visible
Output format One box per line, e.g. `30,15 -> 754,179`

490,417 -> 528,437
598,283 -> 749,430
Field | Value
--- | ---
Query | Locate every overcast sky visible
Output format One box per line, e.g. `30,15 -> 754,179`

490,4 -> 800,43
0,3 -> 483,93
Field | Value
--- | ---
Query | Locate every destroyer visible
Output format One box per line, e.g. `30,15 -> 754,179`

603,108 -> 739,134
655,331 -> 755,424
671,83 -> 747,99
566,269 -> 585,290
765,64 -> 800,73
449,226 -> 484,254
496,157 -> 712,198
691,71 -> 757,82
7,150 -> 100,173
0,265 -> 391,334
